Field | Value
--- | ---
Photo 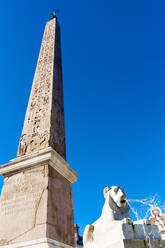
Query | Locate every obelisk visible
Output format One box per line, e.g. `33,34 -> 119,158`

17,12 -> 66,160
0,13 -> 78,248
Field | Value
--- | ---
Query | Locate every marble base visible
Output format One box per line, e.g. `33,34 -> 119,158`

108,239 -> 165,248
84,221 -> 164,248
0,147 -> 78,246
0,238 -> 73,248
123,239 -> 165,248
92,239 -> 165,248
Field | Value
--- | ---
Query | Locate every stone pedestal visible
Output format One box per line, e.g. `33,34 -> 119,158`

90,222 -> 165,248
122,240 -> 165,248
0,238 -> 73,248
0,147 -> 78,247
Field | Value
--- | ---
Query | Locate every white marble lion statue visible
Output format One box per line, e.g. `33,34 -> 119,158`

83,186 -> 162,248
83,186 -> 132,248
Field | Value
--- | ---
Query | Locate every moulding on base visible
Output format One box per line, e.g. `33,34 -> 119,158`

0,238 -> 73,248
0,147 -> 78,183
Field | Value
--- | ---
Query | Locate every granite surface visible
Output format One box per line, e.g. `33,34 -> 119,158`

0,164 -> 75,247
17,17 -> 66,160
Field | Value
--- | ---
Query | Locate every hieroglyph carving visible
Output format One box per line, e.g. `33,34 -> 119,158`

17,18 -> 66,159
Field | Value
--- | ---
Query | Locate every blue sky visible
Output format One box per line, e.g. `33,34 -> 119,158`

0,0 -> 165,234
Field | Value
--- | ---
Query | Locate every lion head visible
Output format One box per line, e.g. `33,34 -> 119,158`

103,186 -> 128,209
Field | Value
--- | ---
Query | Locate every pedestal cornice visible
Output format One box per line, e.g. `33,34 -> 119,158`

0,147 -> 78,184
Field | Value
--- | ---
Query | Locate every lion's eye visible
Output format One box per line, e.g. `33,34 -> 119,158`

114,188 -> 118,193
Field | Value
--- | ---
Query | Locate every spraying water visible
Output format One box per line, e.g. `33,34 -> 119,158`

127,195 -> 165,248
128,194 -> 163,220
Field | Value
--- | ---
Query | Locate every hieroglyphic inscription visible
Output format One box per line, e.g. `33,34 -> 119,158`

17,18 -> 66,159
50,21 -> 66,158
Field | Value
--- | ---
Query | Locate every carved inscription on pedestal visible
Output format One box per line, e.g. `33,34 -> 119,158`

0,192 -> 42,216
0,166 -> 48,245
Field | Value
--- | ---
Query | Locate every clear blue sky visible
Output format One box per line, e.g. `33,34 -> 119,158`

0,0 -> 165,234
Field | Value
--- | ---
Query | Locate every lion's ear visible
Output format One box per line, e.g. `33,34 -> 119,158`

103,187 -> 111,198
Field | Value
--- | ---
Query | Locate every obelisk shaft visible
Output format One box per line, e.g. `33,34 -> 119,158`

17,18 -> 66,159
0,16 -> 77,247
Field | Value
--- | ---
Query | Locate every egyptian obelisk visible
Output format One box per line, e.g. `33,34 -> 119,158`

0,13 -> 78,248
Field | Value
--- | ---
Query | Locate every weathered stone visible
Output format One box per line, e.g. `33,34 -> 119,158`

47,166 -> 75,245
17,17 -> 66,160
0,165 -> 48,244
0,14 -> 78,248
0,148 -> 77,246
123,240 -> 165,248
150,207 -> 165,240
